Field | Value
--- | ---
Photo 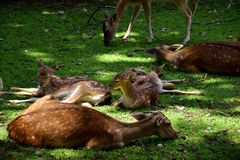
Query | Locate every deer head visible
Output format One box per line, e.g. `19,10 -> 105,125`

132,112 -> 179,139
109,69 -> 145,90
103,10 -> 118,46
145,44 -> 184,61
37,61 -> 54,86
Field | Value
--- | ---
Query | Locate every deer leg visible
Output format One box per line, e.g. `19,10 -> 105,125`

112,96 -> 124,107
160,89 -> 203,95
7,97 -> 39,104
80,102 -> 93,107
59,87 -> 84,104
182,65 -> 200,72
162,79 -> 186,90
174,0 -> 192,44
60,94 -> 83,104
162,82 -> 175,90
0,91 -> 36,96
87,137 -> 124,150
10,87 -> 39,93
123,4 -> 141,40
142,0 -> 153,42
162,79 -> 186,84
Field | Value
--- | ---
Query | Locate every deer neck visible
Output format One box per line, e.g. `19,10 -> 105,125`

112,0 -> 128,23
120,118 -> 156,143
44,75 -> 62,92
161,50 -> 179,65
119,81 -> 137,103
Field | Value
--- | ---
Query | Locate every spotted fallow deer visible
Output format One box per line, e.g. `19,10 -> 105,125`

1,62 -> 111,106
145,40 -> 240,75
109,69 -> 202,109
103,0 -> 199,46
7,95 -> 178,149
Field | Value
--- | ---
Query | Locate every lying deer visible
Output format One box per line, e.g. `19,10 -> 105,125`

2,62 -> 111,106
8,95 -> 178,149
145,40 -> 240,75
110,69 -> 202,109
103,0 -> 199,46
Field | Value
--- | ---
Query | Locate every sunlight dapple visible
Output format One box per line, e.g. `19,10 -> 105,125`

103,0 -> 199,45
145,40 -> 240,75
7,95 -> 178,149
109,69 -> 202,109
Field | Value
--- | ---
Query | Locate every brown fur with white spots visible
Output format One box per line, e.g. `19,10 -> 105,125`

146,40 -> 240,75
7,95 -> 178,149
109,69 -> 202,109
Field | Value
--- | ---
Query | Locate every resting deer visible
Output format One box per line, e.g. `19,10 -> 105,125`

8,95 -> 178,149
1,62 -> 111,106
103,0 -> 199,46
145,40 -> 240,75
109,69 -> 202,109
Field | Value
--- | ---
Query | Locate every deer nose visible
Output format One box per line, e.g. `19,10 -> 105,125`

174,132 -> 179,139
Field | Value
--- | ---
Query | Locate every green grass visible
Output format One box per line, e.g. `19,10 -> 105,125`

0,0 -> 240,159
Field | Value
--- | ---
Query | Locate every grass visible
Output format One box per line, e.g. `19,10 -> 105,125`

0,0 -> 240,159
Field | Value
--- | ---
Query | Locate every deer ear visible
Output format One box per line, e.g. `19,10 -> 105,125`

156,117 -> 163,126
167,44 -> 184,51
154,64 -> 165,76
132,112 -> 148,121
128,72 -> 137,81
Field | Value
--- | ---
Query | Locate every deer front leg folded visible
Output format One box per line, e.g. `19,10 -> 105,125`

112,96 -> 124,107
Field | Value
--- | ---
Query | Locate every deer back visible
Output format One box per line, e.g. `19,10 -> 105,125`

8,103 -> 178,148
7,105 -> 119,148
181,41 -> 240,75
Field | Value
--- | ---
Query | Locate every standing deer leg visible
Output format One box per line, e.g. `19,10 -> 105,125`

174,0 -> 192,45
142,0 -> 153,42
123,4 -> 141,40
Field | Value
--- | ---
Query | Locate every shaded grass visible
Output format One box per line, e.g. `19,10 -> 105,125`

0,0 -> 240,159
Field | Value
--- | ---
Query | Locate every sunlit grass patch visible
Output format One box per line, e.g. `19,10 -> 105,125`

95,54 -> 153,63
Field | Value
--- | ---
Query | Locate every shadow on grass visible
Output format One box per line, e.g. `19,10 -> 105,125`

0,133 -> 239,160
